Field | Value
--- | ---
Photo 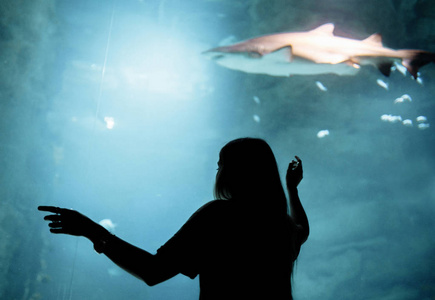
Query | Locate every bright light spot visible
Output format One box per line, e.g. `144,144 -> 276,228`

104,117 -> 115,129
416,116 -> 427,122
317,129 -> 329,138
381,114 -> 402,123
119,30 -> 210,100
253,115 -> 261,123
394,94 -> 412,104
315,81 -> 327,91
376,79 -> 389,90
352,63 -> 361,69
402,119 -> 413,127
393,62 -> 407,76
418,123 -> 430,130
98,219 -> 116,233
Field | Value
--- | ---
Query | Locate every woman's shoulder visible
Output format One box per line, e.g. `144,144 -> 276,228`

192,200 -> 231,217
187,200 -> 231,222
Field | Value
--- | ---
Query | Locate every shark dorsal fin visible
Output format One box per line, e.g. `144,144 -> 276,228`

362,33 -> 383,46
310,23 -> 335,35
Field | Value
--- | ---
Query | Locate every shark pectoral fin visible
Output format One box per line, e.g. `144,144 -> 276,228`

377,61 -> 394,77
265,46 -> 293,63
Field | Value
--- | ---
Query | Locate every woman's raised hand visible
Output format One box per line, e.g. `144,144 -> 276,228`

286,156 -> 303,188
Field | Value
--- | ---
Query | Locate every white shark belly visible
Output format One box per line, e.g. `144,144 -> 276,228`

215,55 -> 359,77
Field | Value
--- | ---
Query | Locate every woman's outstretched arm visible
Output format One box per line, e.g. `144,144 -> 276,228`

286,156 -> 309,244
38,206 -> 177,286
97,233 -> 178,286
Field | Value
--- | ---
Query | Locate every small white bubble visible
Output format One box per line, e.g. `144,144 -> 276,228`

402,119 -> 413,127
401,94 -> 412,102
315,81 -> 327,91
416,116 -> 427,122
253,115 -> 261,123
317,129 -> 330,138
380,114 -> 402,123
104,116 -> 115,129
418,123 -> 430,130
98,219 -> 116,233
394,94 -> 412,104
393,62 -> 407,76
376,79 -> 389,90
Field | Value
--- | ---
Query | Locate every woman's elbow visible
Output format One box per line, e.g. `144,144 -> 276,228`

297,224 -> 309,245
137,272 -> 161,286
139,269 -> 179,287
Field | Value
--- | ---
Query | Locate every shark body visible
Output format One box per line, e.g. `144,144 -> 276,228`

203,23 -> 435,78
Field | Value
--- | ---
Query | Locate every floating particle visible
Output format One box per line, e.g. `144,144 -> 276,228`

317,129 -> 330,138
99,219 -> 116,233
380,114 -> 389,121
416,77 -> 424,85
315,81 -> 327,91
393,62 -> 407,76
376,79 -> 389,90
253,115 -> 261,123
402,119 -> 413,127
416,116 -> 427,122
418,123 -> 430,130
253,96 -> 261,104
380,114 -> 402,123
394,94 -> 412,104
394,97 -> 404,104
401,94 -> 412,102
104,116 -> 115,129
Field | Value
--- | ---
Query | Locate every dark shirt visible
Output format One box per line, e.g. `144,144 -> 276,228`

156,199 -> 301,300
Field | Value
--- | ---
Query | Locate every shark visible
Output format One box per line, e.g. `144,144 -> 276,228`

203,23 -> 435,78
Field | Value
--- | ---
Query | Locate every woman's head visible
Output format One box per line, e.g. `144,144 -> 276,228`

214,138 -> 287,214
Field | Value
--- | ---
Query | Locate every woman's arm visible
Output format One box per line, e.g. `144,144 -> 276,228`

286,156 -> 309,244
95,233 -> 178,286
38,206 -> 177,286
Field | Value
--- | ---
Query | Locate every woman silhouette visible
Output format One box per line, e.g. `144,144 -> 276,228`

39,137 -> 309,300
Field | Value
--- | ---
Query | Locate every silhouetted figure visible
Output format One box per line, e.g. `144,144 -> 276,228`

39,137 -> 309,300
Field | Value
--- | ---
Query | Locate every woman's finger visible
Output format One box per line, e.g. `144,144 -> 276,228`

295,156 -> 302,166
48,222 -> 62,229
38,206 -> 59,213
44,215 -> 62,221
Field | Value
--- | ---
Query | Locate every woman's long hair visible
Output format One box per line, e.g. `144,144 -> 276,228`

214,138 -> 288,216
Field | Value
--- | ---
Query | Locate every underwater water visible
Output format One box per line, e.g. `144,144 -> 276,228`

1,0 -> 434,299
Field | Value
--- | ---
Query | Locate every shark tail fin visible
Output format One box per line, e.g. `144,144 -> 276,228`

400,50 -> 435,79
